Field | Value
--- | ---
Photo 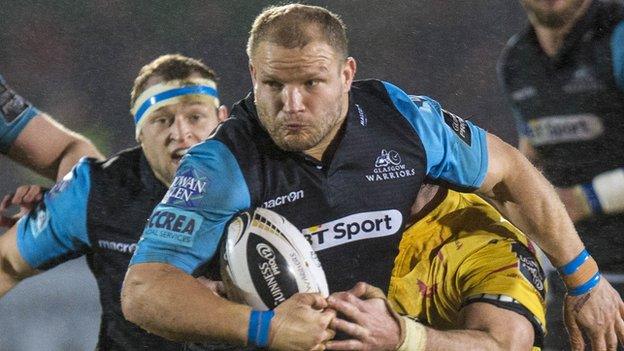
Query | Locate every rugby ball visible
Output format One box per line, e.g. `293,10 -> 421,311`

220,207 -> 328,310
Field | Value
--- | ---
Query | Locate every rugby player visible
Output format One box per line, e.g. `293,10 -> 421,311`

0,54 -> 227,350
122,4 -> 624,351
329,183 -> 546,350
499,0 -> 624,349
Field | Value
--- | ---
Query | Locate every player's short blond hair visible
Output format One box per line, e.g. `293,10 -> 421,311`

246,4 -> 348,60
130,54 -> 217,108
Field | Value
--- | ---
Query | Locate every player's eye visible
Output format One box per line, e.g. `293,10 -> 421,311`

264,80 -> 283,90
152,116 -> 169,125
305,80 -> 319,88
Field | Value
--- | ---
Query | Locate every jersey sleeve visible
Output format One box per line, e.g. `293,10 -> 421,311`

611,20 -> 624,91
15,158 -> 92,269
459,239 -> 546,341
382,81 -> 488,190
129,139 -> 251,275
0,106 -> 39,154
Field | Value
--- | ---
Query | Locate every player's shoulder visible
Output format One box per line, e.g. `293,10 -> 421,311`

367,79 -> 443,120
46,156 -> 94,199
351,78 -> 435,108
351,78 -> 388,96
82,146 -> 145,190
90,146 -> 142,171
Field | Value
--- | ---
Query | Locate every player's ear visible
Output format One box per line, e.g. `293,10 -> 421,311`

217,105 -> 228,122
249,62 -> 257,87
342,57 -> 357,92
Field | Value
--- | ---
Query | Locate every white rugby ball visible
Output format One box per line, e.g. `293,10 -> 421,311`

220,207 -> 328,310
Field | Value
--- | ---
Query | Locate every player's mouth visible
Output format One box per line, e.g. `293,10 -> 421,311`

540,0 -> 565,7
283,122 -> 306,132
171,148 -> 189,164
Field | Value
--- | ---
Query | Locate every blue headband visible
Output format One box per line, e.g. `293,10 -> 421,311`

133,85 -> 219,125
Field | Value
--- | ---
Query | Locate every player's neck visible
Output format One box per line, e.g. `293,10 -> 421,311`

531,0 -> 592,58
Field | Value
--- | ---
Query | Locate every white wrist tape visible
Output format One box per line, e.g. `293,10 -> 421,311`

397,316 -> 427,351
592,168 -> 624,214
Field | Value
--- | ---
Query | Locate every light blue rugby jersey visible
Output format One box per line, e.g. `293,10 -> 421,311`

16,158 -> 92,269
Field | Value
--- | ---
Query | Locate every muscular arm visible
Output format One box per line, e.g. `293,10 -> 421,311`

477,133 -> 582,266
423,303 -> 534,351
479,133 -> 624,350
517,136 -> 539,166
7,114 -> 103,181
122,263 -> 334,350
121,263 -> 251,343
327,284 -> 535,351
0,226 -> 37,297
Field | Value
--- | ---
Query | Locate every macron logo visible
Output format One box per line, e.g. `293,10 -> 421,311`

263,190 -> 304,209
98,240 -> 137,254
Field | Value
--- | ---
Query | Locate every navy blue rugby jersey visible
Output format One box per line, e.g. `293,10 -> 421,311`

130,79 -> 488,293
16,147 -> 184,350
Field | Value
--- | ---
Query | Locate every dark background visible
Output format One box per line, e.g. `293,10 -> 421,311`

0,1 -> 526,349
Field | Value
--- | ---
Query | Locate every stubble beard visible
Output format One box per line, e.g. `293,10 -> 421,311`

257,99 -> 344,152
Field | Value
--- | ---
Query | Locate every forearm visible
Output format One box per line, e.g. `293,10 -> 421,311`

399,302 -> 533,351
0,227 -> 35,298
121,263 -> 251,344
423,328 -> 510,351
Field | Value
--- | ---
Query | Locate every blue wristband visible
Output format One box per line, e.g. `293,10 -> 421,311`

580,182 -> 603,214
248,310 -> 275,348
559,249 -> 590,276
568,271 -> 602,296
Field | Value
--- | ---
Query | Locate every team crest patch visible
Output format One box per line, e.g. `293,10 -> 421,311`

162,168 -> 209,208
144,208 -> 203,248
365,149 -> 416,182
442,109 -> 471,146
511,243 -> 546,298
